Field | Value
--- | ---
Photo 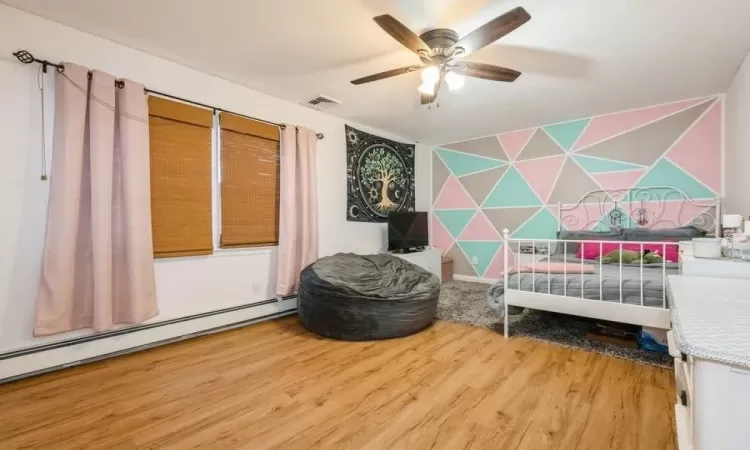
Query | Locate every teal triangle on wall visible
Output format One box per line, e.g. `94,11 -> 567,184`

511,208 -> 559,240
435,209 -> 476,238
544,118 -> 590,150
435,148 -> 506,177
573,155 -> 645,173
634,159 -> 716,199
457,241 -> 502,277
483,166 -> 542,207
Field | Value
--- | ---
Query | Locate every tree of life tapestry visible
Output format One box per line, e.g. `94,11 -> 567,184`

346,125 -> 415,223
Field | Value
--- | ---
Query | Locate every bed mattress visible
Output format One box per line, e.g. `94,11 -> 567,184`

487,254 -> 677,316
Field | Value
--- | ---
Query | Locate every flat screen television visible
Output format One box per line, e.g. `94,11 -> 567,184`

388,211 -> 428,253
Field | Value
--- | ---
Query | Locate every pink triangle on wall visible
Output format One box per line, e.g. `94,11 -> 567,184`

484,245 -> 516,280
558,202 -> 610,230
665,100 -> 722,194
591,170 -> 646,198
572,98 -> 709,151
458,210 -> 501,240
433,176 -> 476,209
628,201 -> 712,230
497,128 -> 535,161
431,214 -> 454,255
514,155 -> 566,203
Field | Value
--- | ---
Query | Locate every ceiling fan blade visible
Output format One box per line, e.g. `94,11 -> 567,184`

452,7 -> 531,56
351,65 -> 422,85
373,15 -> 432,57
459,62 -> 521,82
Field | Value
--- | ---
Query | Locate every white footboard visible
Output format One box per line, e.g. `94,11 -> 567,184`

501,230 -> 672,338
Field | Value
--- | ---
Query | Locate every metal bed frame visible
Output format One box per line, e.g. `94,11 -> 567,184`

501,187 -> 720,337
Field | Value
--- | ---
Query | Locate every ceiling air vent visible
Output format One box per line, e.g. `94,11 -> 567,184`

306,94 -> 342,111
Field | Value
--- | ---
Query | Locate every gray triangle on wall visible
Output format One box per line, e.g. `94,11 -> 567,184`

688,206 -> 717,232
445,243 -> 477,277
547,158 -> 602,205
458,166 -> 508,205
576,99 -> 714,166
443,136 -> 509,161
516,129 -> 564,160
432,153 -> 451,201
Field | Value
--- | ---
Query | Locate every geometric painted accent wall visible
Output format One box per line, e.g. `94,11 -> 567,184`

432,96 -> 723,278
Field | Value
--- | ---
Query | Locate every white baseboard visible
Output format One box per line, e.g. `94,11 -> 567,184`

453,274 -> 499,285
0,298 -> 297,382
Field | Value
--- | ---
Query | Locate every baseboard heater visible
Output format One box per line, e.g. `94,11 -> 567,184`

0,296 -> 297,384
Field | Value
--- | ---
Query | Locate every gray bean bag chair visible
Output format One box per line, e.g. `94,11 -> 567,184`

298,253 -> 441,341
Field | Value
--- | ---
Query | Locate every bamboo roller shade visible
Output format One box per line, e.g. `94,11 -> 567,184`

148,96 -> 213,258
219,113 -> 280,247
220,112 -> 280,142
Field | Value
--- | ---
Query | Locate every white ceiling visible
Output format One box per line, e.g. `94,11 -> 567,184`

4,0 -> 750,145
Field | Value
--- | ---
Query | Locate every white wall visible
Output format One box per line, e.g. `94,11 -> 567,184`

0,4 -> 430,352
725,52 -> 750,215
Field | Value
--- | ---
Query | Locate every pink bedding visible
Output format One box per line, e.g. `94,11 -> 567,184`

505,262 -> 595,276
575,242 -> 679,262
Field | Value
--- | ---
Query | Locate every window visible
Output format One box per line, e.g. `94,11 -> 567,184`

148,96 -> 213,258
147,96 -> 281,258
219,113 -> 280,248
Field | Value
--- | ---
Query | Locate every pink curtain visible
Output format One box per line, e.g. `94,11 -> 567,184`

276,126 -> 319,296
34,63 -> 158,336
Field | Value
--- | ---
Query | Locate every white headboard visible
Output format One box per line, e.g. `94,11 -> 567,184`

557,186 -> 721,236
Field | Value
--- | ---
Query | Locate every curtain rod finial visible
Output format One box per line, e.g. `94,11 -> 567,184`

13,50 -> 34,64
12,49 -> 65,72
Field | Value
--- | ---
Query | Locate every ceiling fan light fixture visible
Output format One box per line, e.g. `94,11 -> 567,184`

445,71 -> 465,90
418,81 -> 436,95
421,66 -> 440,84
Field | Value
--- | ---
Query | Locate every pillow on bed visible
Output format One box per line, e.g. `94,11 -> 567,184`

575,242 -> 679,262
552,230 -> 622,255
620,225 -> 707,241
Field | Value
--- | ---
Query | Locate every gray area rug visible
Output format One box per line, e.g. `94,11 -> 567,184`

437,280 -> 671,368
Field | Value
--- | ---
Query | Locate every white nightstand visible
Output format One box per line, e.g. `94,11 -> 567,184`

680,253 -> 750,279
668,275 -> 750,450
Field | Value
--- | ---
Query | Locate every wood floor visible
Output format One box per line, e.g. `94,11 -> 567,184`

0,317 -> 676,450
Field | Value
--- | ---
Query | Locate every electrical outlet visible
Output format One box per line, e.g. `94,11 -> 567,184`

252,282 -> 260,293
471,256 -> 479,265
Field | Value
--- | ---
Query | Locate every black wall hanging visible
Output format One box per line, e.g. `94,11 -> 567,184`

346,125 -> 415,223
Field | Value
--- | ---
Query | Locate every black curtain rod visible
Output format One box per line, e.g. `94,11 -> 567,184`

12,50 -> 63,73
145,88 -> 324,140
12,49 -> 324,140
13,50 -> 124,88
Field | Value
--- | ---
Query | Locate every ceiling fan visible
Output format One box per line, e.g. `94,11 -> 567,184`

351,6 -> 531,106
